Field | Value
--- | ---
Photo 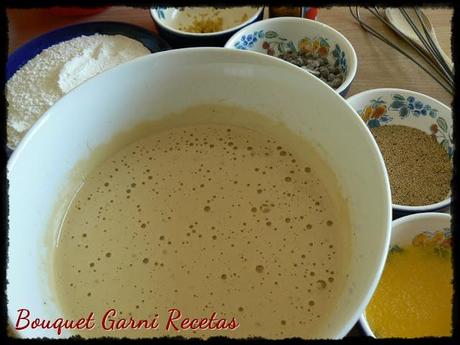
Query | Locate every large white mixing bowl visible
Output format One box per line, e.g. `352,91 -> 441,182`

7,48 -> 391,338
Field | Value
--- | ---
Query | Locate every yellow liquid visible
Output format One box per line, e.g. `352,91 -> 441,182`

366,245 -> 452,338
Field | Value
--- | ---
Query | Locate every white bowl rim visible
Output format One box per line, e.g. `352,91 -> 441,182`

150,6 -> 265,37
347,87 -> 452,212
224,16 -> 358,95
7,47 -> 391,340
8,47 -> 363,174
359,313 -> 375,338
359,211 -> 451,338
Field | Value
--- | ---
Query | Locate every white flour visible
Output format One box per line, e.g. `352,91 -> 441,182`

7,34 -> 150,149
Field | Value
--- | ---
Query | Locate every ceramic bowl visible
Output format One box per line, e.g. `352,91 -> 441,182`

224,17 -> 357,96
6,21 -> 170,81
360,212 -> 452,337
150,6 -> 264,48
347,88 -> 452,217
8,47 -> 391,338
6,21 -> 171,156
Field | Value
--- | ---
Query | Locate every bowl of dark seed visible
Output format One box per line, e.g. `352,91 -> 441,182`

225,17 -> 357,96
347,88 -> 453,216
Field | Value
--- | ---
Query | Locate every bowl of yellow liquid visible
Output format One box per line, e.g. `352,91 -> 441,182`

360,212 -> 452,338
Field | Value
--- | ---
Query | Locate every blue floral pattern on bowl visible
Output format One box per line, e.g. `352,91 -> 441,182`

234,30 -> 265,49
331,44 -> 347,74
359,93 -> 453,158
233,29 -> 348,74
155,7 -> 166,20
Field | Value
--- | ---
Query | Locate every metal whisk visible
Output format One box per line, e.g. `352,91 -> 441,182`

349,6 -> 453,95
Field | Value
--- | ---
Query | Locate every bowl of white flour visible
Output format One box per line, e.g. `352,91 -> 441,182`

6,21 -> 170,152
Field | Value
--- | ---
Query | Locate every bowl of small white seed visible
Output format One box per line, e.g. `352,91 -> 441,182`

225,17 -> 357,96
347,88 -> 453,217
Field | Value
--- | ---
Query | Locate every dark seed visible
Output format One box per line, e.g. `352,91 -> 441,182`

331,78 -> 342,88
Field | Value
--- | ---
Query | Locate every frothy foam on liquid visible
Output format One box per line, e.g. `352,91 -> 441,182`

52,105 -> 351,339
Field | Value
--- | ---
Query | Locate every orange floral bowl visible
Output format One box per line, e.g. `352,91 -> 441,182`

359,212 -> 452,338
347,88 -> 452,215
225,17 -> 357,96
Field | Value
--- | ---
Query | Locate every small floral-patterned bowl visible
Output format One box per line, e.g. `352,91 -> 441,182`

224,17 -> 357,96
347,88 -> 452,216
150,6 -> 264,48
359,212 -> 452,338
